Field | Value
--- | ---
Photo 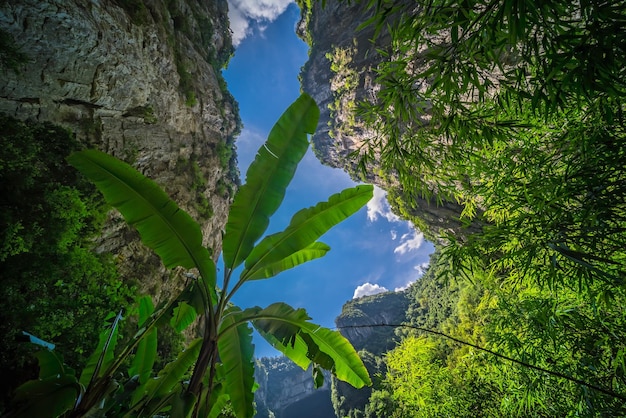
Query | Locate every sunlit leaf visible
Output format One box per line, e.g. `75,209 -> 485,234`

242,185 -> 373,280
68,149 -> 217,304
222,93 -> 319,269
244,242 -> 330,280
218,307 -> 256,418
245,303 -> 371,388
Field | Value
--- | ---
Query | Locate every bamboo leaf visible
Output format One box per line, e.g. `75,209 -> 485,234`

242,185 -> 373,279
222,93 -> 319,269
68,150 -> 216,303
218,307 -> 256,418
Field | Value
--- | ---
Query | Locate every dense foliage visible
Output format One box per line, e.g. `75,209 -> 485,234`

0,116 -> 136,412
5,95 -> 372,418
319,0 -> 626,416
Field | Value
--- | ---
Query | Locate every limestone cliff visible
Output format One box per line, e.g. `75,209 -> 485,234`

332,291 -> 410,417
297,0 -> 475,240
0,0 -> 240,300
251,292 -> 410,418
254,357 -> 334,418
335,291 -> 409,353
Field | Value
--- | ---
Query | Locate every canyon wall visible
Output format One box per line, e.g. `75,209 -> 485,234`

0,0 -> 240,299
297,0 -> 476,240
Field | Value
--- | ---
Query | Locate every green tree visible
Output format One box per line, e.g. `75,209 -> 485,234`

7,94 -> 372,418
320,0 -> 626,415
0,116 -> 135,412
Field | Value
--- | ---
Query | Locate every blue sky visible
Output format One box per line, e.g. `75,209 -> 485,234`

223,2 -> 434,358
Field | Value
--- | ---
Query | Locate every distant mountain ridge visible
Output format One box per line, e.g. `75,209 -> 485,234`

253,290 -> 410,418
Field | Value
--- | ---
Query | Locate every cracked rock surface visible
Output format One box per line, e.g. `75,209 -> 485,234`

0,0 -> 240,301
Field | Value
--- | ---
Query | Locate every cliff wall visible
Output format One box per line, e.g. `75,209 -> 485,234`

0,0 -> 240,299
254,358 -> 333,418
297,0 -> 475,240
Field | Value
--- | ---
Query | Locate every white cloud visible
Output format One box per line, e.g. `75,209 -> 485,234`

394,228 -> 425,255
390,229 -> 397,240
367,186 -> 400,223
393,261 -> 430,292
393,283 -> 411,292
228,0 -> 293,46
353,282 -> 389,299
413,261 -> 430,277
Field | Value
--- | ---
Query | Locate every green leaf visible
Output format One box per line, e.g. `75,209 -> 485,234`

129,297 -> 157,385
169,390 -> 197,418
33,350 -> 68,380
130,338 -> 203,416
143,338 -> 202,401
244,241 -> 330,280
222,93 -> 319,269
170,301 -> 197,332
79,310 -> 122,388
312,364 -> 325,389
204,383 -> 230,418
13,375 -> 79,418
242,185 -> 373,280
67,149 -> 217,303
299,322 -> 371,388
246,303 -> 371,388
218,307 -> 256,418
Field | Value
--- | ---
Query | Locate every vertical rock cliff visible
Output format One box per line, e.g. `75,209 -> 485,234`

0,0 -> 241,299
297,0 -> 476,240
254,357 -> 334,418
332,291 -> 410,418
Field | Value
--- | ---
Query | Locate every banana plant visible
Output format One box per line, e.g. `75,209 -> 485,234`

9,94 -> 372,417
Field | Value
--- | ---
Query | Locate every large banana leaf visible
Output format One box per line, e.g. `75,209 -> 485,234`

132,338 -> 202,415
244,241 -> 330,281
12,350 -> 80,418
242,185 -> 373,280
79,310 -> 122,388
218,307 -> 256,418
170,301 -> 197,332
222,93 -> 319,270
129,296 -> 157,385
13,375 -> 79,418
205,383 -> 230,418
68,150 -> 216,303
243,303 -> 371,388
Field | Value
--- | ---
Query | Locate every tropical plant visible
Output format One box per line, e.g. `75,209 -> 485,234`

0,115 -> 136,413
296,1 -> 626,415
7,94 -> 372,417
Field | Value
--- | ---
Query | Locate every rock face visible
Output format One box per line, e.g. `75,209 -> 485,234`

296,0 -> 388,175
254,357 -> 334,418
253,292 -> 410,418
0,0 -> 240,299
297,0 -> 475,240
335,291 -> 409,353
332,291 -> 410,417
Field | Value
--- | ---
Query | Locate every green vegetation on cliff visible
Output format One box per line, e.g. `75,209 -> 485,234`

4,95 -> 372,418
0,116 -> 136,412
302,0 -> 626,416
